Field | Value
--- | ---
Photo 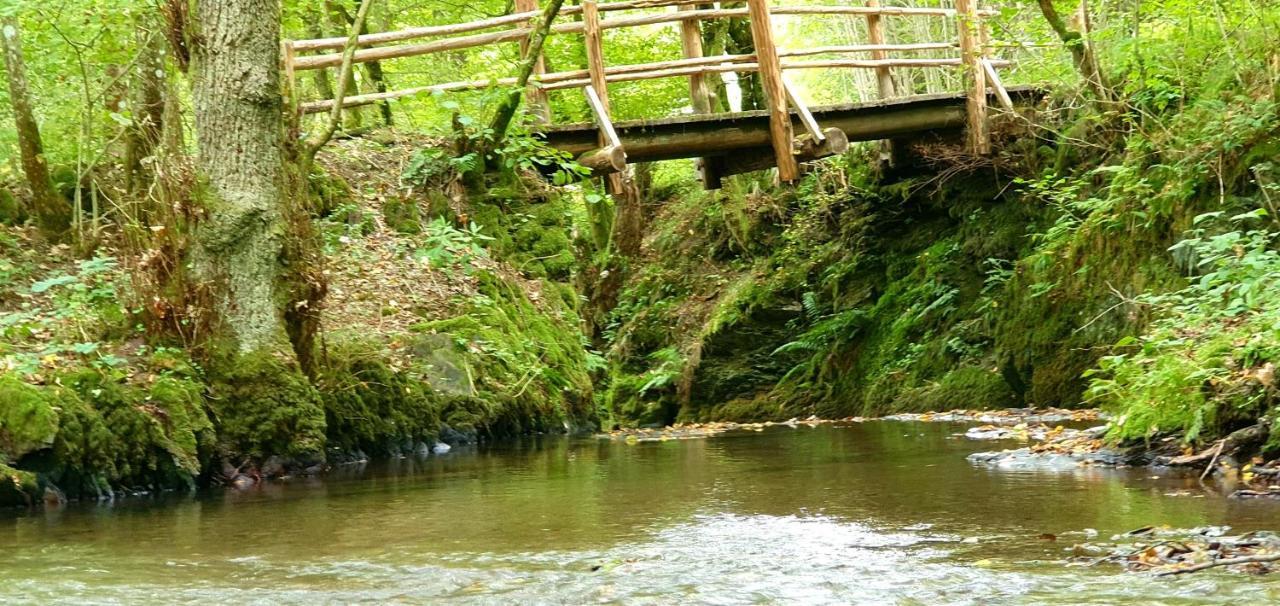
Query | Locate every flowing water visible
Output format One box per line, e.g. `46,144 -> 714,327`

4,420 -> 1280,604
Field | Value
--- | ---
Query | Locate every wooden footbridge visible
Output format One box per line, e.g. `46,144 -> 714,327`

285,0 -> 1031,188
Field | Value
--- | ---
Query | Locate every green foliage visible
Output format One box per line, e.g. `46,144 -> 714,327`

1088,212 -> 1280,444
413,218 -> 493,272
411,270 -> 595,436
1,251 -> 131,376
316,337 -> 444,455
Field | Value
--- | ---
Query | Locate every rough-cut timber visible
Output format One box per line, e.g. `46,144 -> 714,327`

706,127 -> 849,181
745,0 -> 798,181
189,0 -> 292,353
539,87 -> 1040,164
955,0 -> 989,155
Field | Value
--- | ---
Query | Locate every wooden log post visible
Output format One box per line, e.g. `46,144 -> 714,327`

955,0 -> 989,155
678,5 -> 711,114
745,0 -> 799,182
282,40 -> 300,137
678,4 -> 717,187
865,0 -> 902,166
516,0 -> 553,124
864,0 -> 895,100
583,0 -> 626,193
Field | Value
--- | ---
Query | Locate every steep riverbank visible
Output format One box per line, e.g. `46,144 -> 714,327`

0,135 -> 598,506
600,85 -> 1280,459
5,74 -> 1280,508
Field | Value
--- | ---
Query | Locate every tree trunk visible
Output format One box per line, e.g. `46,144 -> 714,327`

1035,0 -> 1112,101
304,10 -> 336,102
124,26 -> 166,197
324,0 -> 364,130
351,0 -> 393,126
724,3 -> 765,111
1,17 -> 69,239
189,0 -> 294,355
488,0 -> 566,149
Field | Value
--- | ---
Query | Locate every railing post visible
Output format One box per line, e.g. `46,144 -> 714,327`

678,4 -> 717,187
583,0 -> 626,192
955,0 -> 990,155
864,0 -> 895,100
745,0 -> 799,182
678,5 -> 712,114
864,0 -> 902,167
515,0 -> 552,124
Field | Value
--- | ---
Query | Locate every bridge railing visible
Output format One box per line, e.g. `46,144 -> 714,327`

284,0 -> 1013,182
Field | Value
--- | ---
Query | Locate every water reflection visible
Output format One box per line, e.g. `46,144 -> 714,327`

3,421 -> 1280,604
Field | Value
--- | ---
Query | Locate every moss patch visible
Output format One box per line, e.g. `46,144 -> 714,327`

206,352 -> 326,462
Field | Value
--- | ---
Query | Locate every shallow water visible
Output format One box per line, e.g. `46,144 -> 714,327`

4,421 -> 1280,604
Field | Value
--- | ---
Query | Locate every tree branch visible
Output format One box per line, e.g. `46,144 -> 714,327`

304,0 -> 374,158
487,0 -> 566,146
1155,553 -> 1280,576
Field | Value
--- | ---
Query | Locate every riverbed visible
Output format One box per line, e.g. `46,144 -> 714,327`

4,420 -> 1279,604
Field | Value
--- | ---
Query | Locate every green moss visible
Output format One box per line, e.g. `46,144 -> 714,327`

0,374 -> 59,460
382,197 -> 422,234
411,270 -> 595,436
54,370 -> 212,492
308,168 -> 355,216
206,352 -> 326,462
0,364 -> 214,500
0,462 -> 39,507
316,337 -> 443,455
0,187 -> 21,225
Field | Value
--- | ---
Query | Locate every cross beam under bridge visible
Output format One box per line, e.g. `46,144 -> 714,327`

538,86 -> 1043,187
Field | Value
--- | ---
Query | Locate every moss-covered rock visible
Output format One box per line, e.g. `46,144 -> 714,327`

382,197 -> 422,234
0,462 -> 40,507
0,187 -> 21,225
0,374 -> 59,460
206,352 -> 326,462
316,337 -> 443,456
411,270 -> 596,437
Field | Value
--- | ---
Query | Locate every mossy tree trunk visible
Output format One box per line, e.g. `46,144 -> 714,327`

1,16 -> 69,239
187,0 -> 327,465
324,0 -> 365,131
189,0 -> 295,356
124,25 -> 167,197
1035,0 -> 1112,102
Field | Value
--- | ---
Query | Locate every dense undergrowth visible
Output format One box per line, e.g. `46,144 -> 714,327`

0,135 -> 596,505
4,0 -> 1280,508
601,22 -> 1280,451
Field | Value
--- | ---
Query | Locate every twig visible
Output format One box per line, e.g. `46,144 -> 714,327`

1200,439 -> 1226,482
304,0 -> 375,159
1155,552 -> 1280,576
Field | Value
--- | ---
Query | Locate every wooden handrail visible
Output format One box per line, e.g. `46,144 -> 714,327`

289,3 -> 998,65
291,0 -> 1015,176
299,57 -> 1012,113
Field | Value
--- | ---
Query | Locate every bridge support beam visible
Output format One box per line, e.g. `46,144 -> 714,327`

705,127 -> 848,184
746,0 -> 799,182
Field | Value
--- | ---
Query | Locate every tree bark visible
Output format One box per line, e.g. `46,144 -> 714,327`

488,0 -> 566,148
324,0 -> 365,130
725,3 -> 765,111
124,26 -> 167,196
1,17 -> 69,239
1035,0 -> 1111,101
189,0 -> 294,355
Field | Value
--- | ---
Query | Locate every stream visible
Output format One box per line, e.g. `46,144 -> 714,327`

4,420 -> 1280,604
